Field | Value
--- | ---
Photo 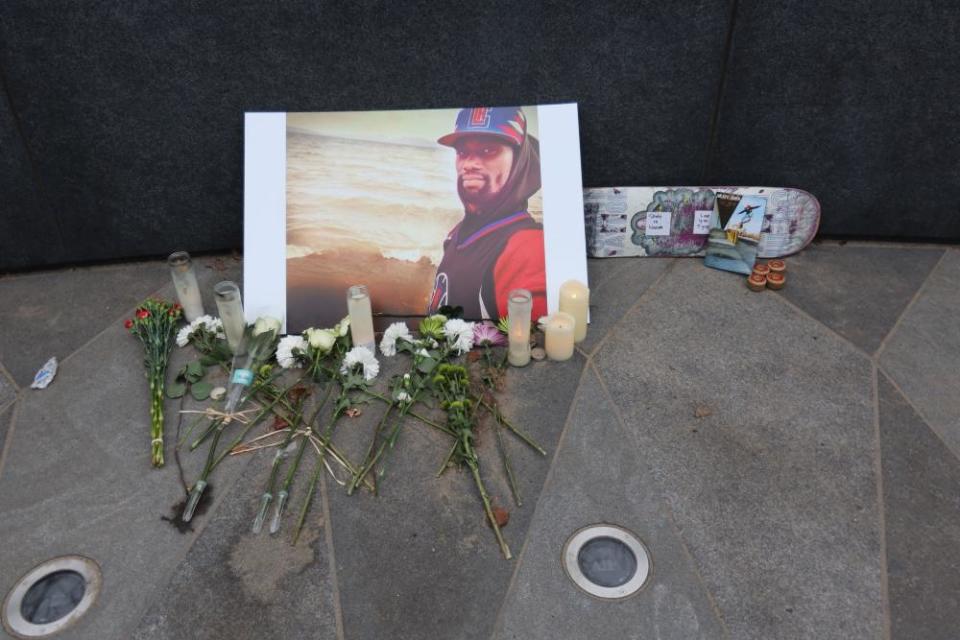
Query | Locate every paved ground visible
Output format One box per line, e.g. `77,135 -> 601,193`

0,242 -> 957,639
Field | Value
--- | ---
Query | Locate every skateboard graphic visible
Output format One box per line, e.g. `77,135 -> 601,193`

584,187 -> 820,258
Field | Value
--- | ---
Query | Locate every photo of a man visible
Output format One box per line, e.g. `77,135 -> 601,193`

253,104 -> 583,334
428,107 -> 547,320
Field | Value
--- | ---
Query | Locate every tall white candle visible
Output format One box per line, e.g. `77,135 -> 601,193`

507,289 -> 532,367
168,251 -> 204,322
347,285 -> 375,351
545,312 -> 575,361
559,279 -> 589,343
214,281 -> 246,355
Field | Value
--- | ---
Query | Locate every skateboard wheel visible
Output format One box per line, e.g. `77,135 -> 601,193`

752,263 -> 770,277
768,259 -> 786,273
766,272 -> 786,289
747,273 -> 767,291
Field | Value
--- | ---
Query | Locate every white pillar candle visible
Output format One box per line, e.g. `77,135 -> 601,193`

507,289 -> 532,367
559,279 -> 589,343
347,285 -> 375,351
168,251 -> 205,322
545,311 -> 576,361
214,281 -> 246,355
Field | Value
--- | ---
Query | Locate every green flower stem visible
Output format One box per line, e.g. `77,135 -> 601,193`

479,398 -> 546,456
292,390 -> 350,544
293,445 -> 326,546
361,390 -> 455,436
209,375 -> 307,471
463,429 -> 511,560
270,435 -> 309,534
149,368 -> 166,467
252,384 -> 330,534
494,418 -> 522,506
435,439 -> 459,477
188,373 -> 284,451
348,403 -> 394,496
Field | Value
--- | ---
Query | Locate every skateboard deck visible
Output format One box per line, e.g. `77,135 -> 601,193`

584,187 -> 820,258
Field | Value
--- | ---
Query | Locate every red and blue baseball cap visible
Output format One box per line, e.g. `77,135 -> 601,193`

437,107 -> 527,147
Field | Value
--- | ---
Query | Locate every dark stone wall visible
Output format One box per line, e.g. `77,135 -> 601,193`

0,1 -> 957,271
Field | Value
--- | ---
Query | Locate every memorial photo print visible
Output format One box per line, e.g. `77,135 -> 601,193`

244,104 -> 586,333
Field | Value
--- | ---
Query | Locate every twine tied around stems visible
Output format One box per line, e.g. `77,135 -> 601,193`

179,406 -> 259,424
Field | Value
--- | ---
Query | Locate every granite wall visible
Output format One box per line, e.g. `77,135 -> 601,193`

1,1 -> 957,270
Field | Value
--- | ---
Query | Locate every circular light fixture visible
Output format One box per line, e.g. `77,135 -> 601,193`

2,556 -> 101,638
562,524 -> 650,600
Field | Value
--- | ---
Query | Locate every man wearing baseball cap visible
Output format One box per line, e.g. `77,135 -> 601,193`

428,106 -> 547,321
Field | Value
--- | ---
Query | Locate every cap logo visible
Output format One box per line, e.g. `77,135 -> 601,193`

468,107 -> 491,128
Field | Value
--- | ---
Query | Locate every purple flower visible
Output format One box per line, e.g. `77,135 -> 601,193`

473,322 -> 507,347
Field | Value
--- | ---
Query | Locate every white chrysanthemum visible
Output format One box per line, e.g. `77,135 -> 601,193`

416,348 -> 430,358
276,335 -> 307,369
379,322 -> 413,357
202,316 -> 223,332
340,346 -> 379,381
176,325 -> 192,348
443,318 -> 475,354
396,391 -> 412,404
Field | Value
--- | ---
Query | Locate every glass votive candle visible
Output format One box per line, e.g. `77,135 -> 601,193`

544,311 -> 576,361
214,281 -> 246,355
168,251 -> 204,322
347,285 -> 375,351
507,289 -> 533,367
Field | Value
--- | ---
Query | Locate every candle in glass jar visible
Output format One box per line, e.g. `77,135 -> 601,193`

544,312 -> 575,361
559,279 -> 589,343
347,285 -> 375,351
214,281 -> 246,355
507,289 -> 533,367
168,251 -> 205,322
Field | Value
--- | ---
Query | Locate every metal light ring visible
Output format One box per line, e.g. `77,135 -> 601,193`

562,524 -> 652,601
2,555 -> 102,639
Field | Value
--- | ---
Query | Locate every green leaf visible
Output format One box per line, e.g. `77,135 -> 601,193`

417,358 -> 437,374
190,381 -> 213,401
185,361 -> 205,383
166,382 -> 187,399
199,354 -> 219,366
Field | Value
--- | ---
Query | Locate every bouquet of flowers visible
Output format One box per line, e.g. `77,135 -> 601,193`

125,298 -> 183,467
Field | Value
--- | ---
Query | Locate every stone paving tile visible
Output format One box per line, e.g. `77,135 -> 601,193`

0,314 -> 245,640
880,250 -> 960,458
0,369 -> 15,412
492,366 -> 726,640
0,254 -> 240,387
132,449 -> 339,640
880,249 -> 960,456
0,403 -> 13,468
324,351 -> 586,640
878,372 -> 960,640
775,244 -> 944,354
580,257 -> 673,355
594,259 -> 883,640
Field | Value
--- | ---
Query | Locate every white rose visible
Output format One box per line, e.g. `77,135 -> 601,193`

335,316 -> 350,337
306,328 -> 336,352
253,316 -> 282,336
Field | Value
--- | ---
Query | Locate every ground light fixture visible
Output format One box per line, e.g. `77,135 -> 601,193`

562,524 -> 651,600
2,556 -> 101,638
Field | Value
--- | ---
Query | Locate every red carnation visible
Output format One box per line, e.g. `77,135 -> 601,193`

136,309 -> 150,319
124,319 -> 134,329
